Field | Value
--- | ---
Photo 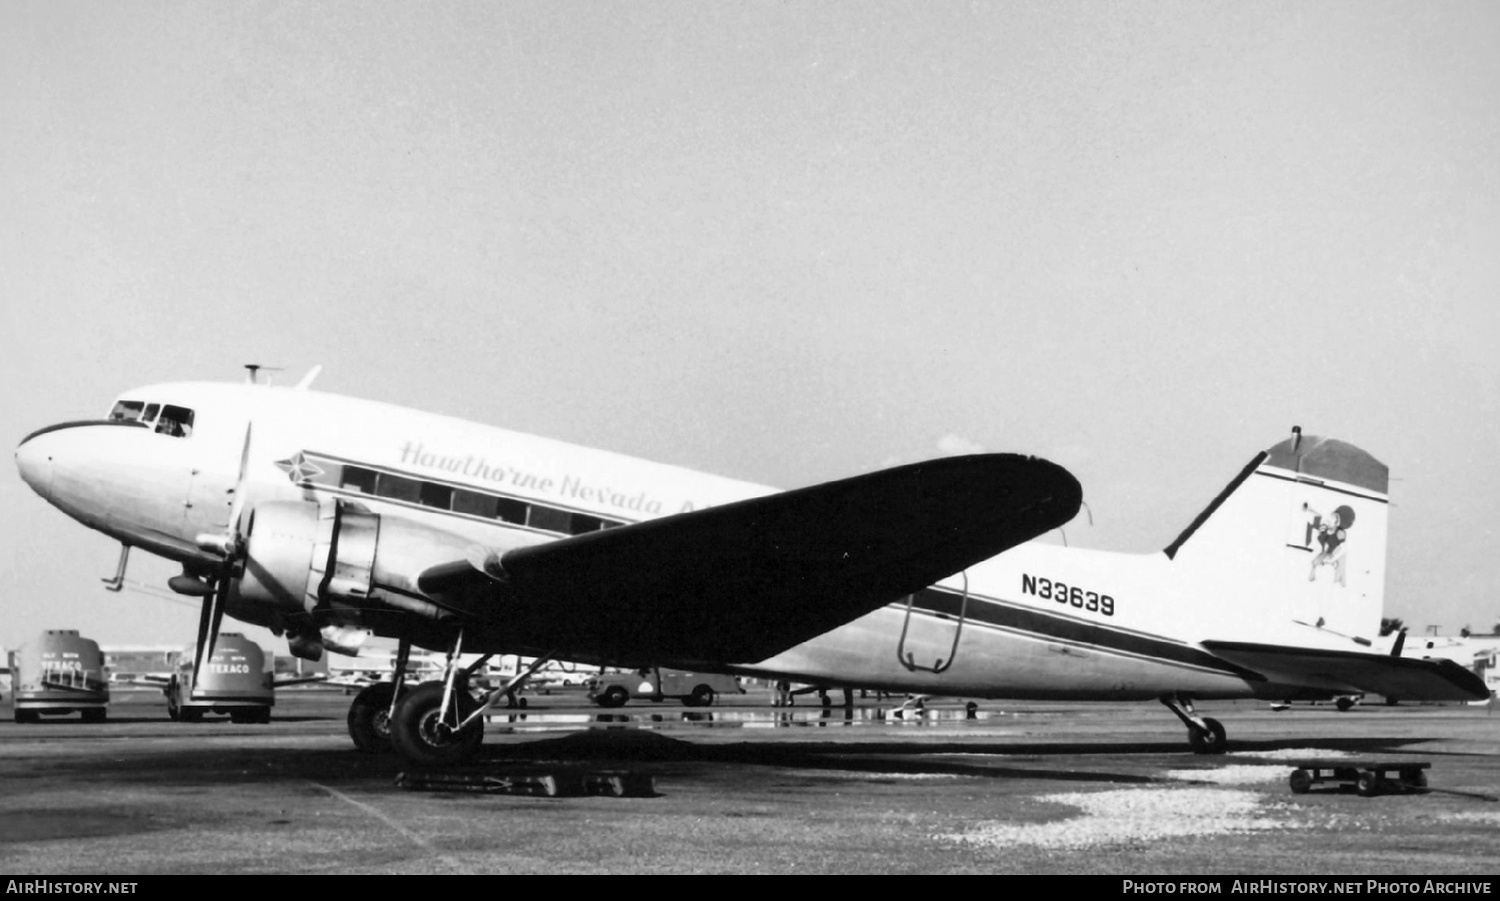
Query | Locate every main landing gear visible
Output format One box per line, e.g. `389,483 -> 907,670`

355,630 -> 561,767
346,640 -> 413,753
1160,693 -> 1227,754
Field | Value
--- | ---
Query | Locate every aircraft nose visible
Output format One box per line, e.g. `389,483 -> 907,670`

15,430 -> 54,500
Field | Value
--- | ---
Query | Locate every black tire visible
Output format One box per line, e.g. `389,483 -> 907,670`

81,708 -> 107,724
1356,770 -> 1380,797
685,685 -> 715,707
1187,717 -> 1228,755
180,707 -> 203,724
347,682 -> 400,753
14,709 -> 39,725
1289,769 -> 1313,794
1404,769 -> 1428,789
389,682 -> 484,767
596,686 -> 629,708
1335,696 -> 1355,712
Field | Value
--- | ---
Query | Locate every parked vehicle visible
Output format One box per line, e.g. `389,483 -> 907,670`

587,669 -> 742,708
167,633 -> 273,723
10,630 -> 109,723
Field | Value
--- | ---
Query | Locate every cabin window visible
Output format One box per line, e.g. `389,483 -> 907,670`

141,403 -> 161,425
340,466 -> 378,494
452,489 -> 498,518
376,472 -> 421,504
419,482 -> 453,509
155,405 -> 195,437
569,514 -> 609,534
526,506 -> 570,533
494,497 -> 528,524
109,400 -> 145,421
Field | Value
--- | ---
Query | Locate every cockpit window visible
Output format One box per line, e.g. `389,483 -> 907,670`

108,400 -> 145,421
105,399 -> 192,436
155,405 -> 194,438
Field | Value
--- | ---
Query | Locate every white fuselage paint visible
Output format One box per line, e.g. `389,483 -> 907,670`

18,381 -> 1382,701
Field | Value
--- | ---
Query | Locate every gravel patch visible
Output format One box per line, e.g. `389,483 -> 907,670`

941,787 -> 1304,850
1163,765 -> 1289,785
1236,748 -> 1355,760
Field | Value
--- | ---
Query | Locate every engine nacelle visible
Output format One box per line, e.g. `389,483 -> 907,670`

233,499 -> 470,629
235,500 -> 377,613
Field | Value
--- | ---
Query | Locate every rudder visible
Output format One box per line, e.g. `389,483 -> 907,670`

1166,429 -> 1389,648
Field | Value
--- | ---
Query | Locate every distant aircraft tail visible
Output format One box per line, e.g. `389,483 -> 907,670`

1165,428 -> 1389,649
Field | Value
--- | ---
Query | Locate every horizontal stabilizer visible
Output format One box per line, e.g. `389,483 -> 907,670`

419,454 -> 1081,664
1201,640 -> 1489,702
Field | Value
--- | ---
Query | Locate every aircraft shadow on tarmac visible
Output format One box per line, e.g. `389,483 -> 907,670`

10,726 -> 1459,793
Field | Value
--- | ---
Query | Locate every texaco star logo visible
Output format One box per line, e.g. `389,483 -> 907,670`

274,451 -> 324,484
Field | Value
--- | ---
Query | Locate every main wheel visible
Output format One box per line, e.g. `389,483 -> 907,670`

1289,769 -> 1313,794
1356,770 -> 1380,797
389,682 -> 484,767
1187,717 -> 1228,755
1335,696 -> 1355,712
596,686 -> 629,708
685,685 -> 716,707
347,682 -> 401,753
14,709 -> 39,724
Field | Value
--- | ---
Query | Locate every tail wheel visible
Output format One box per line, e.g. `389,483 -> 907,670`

347,682 -> 400,753
390,681 -> 484,767
1187,717 -> 1228,755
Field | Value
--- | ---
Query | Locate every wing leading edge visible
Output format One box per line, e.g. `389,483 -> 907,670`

419,454 -> 1081,664
1201,641 -> 1489,702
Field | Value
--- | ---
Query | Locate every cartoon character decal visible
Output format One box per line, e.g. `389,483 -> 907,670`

1304,502 -> 1355,586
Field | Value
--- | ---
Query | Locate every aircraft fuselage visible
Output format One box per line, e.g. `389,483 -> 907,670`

14,381 -> 1380,703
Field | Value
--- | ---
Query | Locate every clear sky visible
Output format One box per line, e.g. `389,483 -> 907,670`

3,1 -> 1497,652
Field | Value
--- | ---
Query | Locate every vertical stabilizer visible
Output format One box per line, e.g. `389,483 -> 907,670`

1166,431 -> 1389,647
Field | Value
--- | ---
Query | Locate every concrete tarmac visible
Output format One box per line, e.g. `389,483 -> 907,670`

1,688 -> 1496,875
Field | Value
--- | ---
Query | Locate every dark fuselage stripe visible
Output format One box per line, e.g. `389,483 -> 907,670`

904,589 -> 1257,678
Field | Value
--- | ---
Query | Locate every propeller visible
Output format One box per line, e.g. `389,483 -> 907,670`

188,422 -> 254,698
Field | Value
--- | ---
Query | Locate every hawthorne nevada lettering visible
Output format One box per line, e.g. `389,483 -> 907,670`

398,441 -> 672,516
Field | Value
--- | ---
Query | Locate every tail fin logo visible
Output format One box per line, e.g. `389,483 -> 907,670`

1302,502 -> 1355,586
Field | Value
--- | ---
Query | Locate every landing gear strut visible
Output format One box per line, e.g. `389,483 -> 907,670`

346,638 -> 412,753
1160,693 -> 1227,754
385,630 -> 560,767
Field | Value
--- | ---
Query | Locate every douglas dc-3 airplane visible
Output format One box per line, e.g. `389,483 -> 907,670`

15,373 -> 1485,764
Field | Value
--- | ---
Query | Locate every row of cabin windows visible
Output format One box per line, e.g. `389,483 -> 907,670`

316,462 -> 622,536
107,400 -> 195,437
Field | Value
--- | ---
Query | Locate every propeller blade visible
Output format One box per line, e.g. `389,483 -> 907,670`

225,422 -> 253,553
190,579 -> 228,699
